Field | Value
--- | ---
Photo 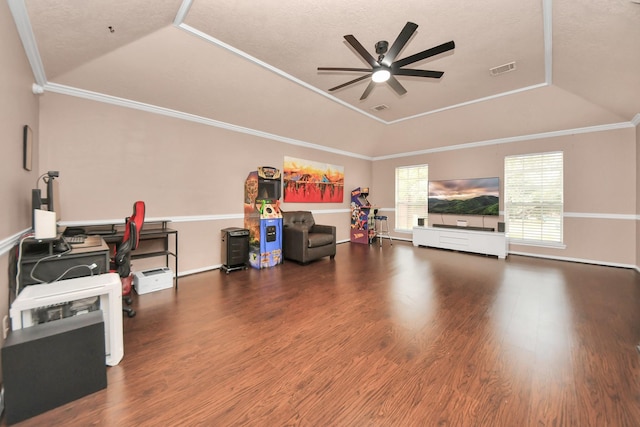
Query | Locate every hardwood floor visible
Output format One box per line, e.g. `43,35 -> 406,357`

7,241 -> 640,426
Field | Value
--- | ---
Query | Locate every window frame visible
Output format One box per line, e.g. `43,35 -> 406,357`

395,164 -> 429,232
504,151 -> 564,246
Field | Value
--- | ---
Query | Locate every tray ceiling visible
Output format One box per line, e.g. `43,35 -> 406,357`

12,0 -> 640,157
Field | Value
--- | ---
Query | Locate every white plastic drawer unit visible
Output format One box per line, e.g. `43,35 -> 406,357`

10,273 -> 124,366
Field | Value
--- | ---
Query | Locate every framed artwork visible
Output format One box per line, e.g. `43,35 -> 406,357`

23,125 -> 32,171
283,156 -> 344,203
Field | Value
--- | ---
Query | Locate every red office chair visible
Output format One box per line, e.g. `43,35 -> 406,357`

113,201 -> 145,318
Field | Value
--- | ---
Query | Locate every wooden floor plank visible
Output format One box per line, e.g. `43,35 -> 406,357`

6,242 -> 640,426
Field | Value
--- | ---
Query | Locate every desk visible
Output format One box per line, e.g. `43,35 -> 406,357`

17,237 -> 110,292
85,222 -> 179,290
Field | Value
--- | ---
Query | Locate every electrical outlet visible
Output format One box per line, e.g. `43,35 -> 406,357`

3,315 -> 9,340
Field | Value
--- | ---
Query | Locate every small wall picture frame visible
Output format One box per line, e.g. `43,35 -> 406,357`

23,125 -> 32,171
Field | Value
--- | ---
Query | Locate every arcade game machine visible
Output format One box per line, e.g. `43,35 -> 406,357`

244,166 -> 283,269
350,187 -> 375,244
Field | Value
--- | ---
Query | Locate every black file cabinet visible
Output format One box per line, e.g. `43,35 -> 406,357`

221,228 -> 249,273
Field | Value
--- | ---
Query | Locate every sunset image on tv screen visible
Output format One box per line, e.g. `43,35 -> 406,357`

428,177 -> 499,216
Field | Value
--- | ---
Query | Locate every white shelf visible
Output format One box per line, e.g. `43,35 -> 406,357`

413,226 -> 508,259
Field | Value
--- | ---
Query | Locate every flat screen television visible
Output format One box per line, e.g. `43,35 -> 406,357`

428,177 -> 499,216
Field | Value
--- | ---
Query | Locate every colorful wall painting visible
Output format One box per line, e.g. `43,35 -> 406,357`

283,157 -> 344,203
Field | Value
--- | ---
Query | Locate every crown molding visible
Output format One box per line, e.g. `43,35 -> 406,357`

44,81 -> 636,163
173,0 -> 193,25
372,119 -> 636,161
43,82 -> 372,160
387,83 -> 548,124
7,0 -> 46,85
177,23 -> 387,125
543,0 -> 553,84
631,113 -> 640,126
174,1 -> 555,125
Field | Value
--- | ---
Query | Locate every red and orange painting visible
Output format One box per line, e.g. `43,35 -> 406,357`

283,156 -> 344,203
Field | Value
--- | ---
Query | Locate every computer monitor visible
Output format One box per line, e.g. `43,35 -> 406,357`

31,171 -> 60,232
257,178 -> 281,202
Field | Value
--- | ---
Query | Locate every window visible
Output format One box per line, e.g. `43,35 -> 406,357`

395,164 -> 429,231
504,151 -> 563,244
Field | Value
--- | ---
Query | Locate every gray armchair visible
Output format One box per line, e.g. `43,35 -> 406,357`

282,211 -> 336,264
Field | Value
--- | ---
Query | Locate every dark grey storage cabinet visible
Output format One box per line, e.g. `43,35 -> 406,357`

221,227 -> 249,273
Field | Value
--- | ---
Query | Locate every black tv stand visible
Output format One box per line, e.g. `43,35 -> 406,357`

432,223 -> 495,232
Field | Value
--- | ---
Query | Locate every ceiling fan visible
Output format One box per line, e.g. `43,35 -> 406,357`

318,22 -> 455,100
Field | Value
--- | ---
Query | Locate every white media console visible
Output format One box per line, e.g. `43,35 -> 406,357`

413,226 -> 508,259
10,273 -> 124,366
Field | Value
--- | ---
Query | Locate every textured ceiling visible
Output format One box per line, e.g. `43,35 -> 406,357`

14,0 -> 640,157
182,0 -> 545,122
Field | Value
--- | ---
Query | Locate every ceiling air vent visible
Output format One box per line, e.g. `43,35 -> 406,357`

489,62 -> 516,76
371,104 -> 389,112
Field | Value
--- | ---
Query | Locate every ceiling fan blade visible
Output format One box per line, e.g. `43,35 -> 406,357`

318,67 -> 373,72
393,40 -> 455,68
381,22 -> 418,67
394,69 -> 444,78
328,74 -> 372,92
344,35 -> 378,68
360,81 -> 376,100
386,76 -> 407,96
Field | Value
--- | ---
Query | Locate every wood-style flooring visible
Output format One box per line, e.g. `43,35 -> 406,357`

7,241 -> 640,426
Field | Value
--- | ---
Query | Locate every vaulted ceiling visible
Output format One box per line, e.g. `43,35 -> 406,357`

10,0 -> 640,158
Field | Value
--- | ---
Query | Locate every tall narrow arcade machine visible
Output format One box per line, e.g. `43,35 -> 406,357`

350,187 -> 374,244
244,166 -> 283,269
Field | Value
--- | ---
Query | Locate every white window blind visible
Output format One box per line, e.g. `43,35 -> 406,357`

504,151 -> 563,244
395,164 -> 428,230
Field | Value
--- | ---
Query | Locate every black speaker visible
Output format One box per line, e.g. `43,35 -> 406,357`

417,218 -> 425,226
2,311 -> 107,425
498,222 -> 505,232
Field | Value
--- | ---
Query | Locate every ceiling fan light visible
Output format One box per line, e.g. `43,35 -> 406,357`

372,69 -> 391,83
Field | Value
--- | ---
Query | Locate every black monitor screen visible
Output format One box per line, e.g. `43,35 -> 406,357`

257,178 -> 281,202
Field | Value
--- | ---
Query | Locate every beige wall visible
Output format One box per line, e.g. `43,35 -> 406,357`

0,0 -> 41,360
38,93 -> 369,274
19,89 -> 640,276
0,4 -> 40,237
372,127 -> 637,266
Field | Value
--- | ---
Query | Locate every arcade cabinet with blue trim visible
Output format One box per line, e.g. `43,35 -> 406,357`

244,166 -> 283,269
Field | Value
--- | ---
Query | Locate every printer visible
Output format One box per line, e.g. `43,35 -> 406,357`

133,267 -> 173,295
